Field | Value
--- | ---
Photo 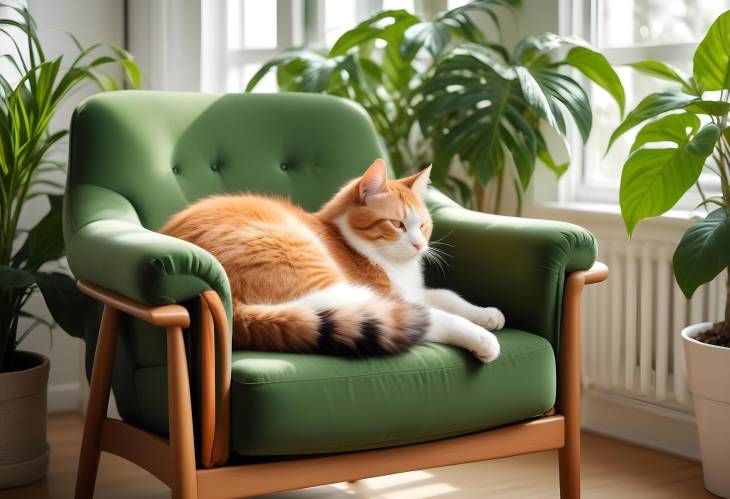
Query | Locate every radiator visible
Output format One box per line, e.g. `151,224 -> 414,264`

582,232 -> 726,411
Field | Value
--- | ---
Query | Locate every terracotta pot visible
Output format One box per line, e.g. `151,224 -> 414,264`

682,322 -> 730,498
0,351 -> 50,489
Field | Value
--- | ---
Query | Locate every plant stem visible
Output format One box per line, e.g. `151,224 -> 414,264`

725,266 -> 730,332
493,170 -> 504,214
473,176 -> 486,212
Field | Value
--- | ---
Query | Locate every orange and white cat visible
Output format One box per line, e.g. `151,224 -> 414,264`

161,159 -> 504,362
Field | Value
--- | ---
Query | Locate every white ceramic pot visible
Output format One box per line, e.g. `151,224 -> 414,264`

0,351 -> 50,489
682,322 -> 730,498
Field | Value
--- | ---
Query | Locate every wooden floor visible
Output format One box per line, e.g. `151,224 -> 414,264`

0,413 -> 713,499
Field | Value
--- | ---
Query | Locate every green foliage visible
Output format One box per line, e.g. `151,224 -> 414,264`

674,208 -> 730,299
0,3 -> 139,371
246,1 -> 622,213
610,10 -> 730,325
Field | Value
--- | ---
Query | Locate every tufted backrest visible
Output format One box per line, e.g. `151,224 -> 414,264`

64,92 -> 386,437
67,91 -> 384,230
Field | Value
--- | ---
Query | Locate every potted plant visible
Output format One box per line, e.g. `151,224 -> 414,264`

246,0 -> 624,213
0,4 -> 138,488
609,10 -> 730,497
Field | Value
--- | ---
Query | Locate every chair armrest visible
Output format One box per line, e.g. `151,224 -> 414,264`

426,190 -> 597,352
63,185 -> 232,318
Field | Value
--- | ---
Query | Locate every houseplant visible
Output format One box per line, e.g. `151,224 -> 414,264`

0,4 -> 139,488
609,10 -> 730,497
246,0 -> 624,212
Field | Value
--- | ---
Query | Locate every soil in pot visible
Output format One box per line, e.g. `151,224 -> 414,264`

695,322 -> 730,348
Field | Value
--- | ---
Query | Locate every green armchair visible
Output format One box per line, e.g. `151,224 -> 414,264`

64,91 -> 606,499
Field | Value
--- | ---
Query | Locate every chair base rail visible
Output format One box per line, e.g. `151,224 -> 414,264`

90,414 -> 564,499
195,415 -> 565,499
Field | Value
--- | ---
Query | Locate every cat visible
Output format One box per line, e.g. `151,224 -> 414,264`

160,159 -> 504,362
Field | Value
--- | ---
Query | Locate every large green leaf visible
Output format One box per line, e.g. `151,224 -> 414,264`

34,272 -> 93,339
245,50 -> 328,92
401,0 -> 516,59
515,66 -> 558,129
607,91 -> 699,152
565,46 -> 625,117
0,265 -> 35,289
531,68 -> 592,142
629,60 -> 689,86
620,123 -> 720,235
693,10 -> 730,91
686,100 -> 730,116
674,208 -> 730,299
629,112 -> 700,153
422,45 -> 520,185
330,10 -> 418,57
12,194 -> 64,270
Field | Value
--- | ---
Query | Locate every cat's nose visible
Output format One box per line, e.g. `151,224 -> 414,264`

413,242 -> 424,251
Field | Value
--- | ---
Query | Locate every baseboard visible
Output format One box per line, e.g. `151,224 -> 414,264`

582,388 -> 701,461
48,382 -> 82,413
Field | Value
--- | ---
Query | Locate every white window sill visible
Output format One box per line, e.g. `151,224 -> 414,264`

525,201 -> 700,233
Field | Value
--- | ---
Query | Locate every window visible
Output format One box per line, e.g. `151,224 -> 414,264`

203,0 -> 376,93
202,0 -> 304,93
563,0 -> 730,208
201,0 -> 446,94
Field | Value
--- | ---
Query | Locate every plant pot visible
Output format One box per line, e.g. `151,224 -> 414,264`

0,351 -> 50,489
682,322 -> 730,498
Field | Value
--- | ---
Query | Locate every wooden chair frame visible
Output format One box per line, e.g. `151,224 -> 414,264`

74,262 -> 608,499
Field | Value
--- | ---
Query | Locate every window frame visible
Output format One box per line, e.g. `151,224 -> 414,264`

201,0 -> 305,93
558,0 -> 720,209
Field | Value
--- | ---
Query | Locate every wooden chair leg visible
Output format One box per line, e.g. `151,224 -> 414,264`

167,326 -> 198,499
75,306 -> 119,499
557,265 -> 607,499
559,420 -> 580,499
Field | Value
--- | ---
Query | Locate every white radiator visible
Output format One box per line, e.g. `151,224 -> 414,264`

527,205 -> 723,458
582,234 -> 726,411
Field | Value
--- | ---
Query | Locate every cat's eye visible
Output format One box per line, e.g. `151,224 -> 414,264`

390,220 -> 405,230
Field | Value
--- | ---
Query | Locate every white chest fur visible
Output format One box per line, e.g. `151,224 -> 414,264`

382,260 -> 424,301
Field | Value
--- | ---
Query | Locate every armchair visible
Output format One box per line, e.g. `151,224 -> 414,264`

64,91 -> 606,499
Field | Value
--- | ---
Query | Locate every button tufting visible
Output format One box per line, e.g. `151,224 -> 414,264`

210,162 -> 220,172
279,163 -> 289,171
172,166 -> 180,174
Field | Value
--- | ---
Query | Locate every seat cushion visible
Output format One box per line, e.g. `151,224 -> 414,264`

230,329 -> 555,456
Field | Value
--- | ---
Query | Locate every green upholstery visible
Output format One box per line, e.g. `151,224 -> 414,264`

230,330 -> 554,455
63,91 -> 596,455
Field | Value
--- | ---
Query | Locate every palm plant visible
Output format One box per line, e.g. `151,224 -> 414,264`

610,10 -> 730,342
247,0 -> 624,212
0,4 -> 140,371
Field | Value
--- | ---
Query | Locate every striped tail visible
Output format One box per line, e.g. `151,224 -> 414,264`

232,284 -> 430,356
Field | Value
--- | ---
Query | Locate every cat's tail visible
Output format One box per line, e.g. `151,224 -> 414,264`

232,284 -> 430,356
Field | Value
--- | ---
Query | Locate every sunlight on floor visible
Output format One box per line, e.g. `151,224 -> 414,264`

269,472 -> 459,499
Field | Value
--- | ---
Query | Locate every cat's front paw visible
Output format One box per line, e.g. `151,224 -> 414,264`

473,330 -> 500,363
472,307 -> 505,331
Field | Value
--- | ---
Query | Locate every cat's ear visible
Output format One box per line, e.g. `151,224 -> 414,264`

358,159 -> 388,204
401,165 -> 431,197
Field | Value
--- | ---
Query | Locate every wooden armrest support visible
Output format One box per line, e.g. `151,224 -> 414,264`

77,280 -> 230,469
77,280 -> 190,328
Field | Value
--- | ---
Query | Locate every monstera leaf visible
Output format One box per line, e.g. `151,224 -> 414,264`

419,35 -> 622,210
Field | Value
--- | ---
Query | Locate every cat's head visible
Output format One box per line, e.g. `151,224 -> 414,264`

321,159 -> 433,263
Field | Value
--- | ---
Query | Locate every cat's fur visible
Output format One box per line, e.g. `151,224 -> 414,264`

161,159 -> 504,362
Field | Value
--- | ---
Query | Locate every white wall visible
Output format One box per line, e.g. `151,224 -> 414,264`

16,0 -> 124,413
